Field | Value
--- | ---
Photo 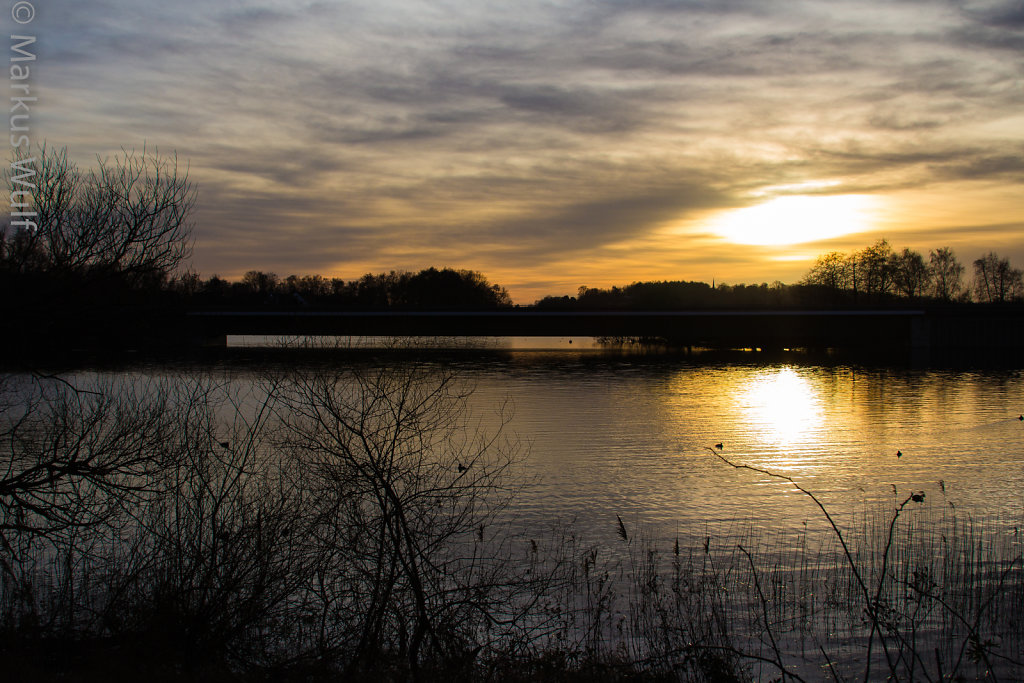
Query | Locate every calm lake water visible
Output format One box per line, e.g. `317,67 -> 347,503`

219,337 -> 1024,547
462,349 -> 1024,546
16,339 -> 1024,679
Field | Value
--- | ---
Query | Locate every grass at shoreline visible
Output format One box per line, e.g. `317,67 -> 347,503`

4,501 -> 1021,682
2,370 -> 1021,682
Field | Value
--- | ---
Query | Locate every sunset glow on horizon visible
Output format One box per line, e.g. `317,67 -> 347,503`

708,194 -> 879,247
21,0 -> 1024,303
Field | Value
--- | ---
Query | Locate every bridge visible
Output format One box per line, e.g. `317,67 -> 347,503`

185,308 -> 1024,357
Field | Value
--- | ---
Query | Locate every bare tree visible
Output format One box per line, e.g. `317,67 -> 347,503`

857,239 -> 895,299
0,374 -> 197,577
802,251 -> 849,291
240,270 -> 279,295
5,144 -> 195,282
0,359 -> 564,678
272,358 -> 530,677
0,372 -> 327,670
973,252 -> 1023,303
106,378 -> 321,668
928,247 -> 964,301
890,247 -> 929,298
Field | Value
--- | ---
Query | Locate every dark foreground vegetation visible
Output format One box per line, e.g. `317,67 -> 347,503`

2,360 -> 1022,682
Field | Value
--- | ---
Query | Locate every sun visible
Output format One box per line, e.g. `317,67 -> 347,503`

736,368 -> 824,445
709,194 -> 877,246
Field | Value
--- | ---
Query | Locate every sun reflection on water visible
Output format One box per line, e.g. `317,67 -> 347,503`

736,368 -> 825,448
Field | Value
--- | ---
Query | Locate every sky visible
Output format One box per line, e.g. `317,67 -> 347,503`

22,0 -> 1024,303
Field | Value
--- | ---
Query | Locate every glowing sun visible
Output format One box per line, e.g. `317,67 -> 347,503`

710,194 -> 877,246
737,368 -> 824,444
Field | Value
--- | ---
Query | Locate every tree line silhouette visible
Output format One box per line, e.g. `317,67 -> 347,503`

535,240 -> 1022,310
174,267 -> 513,311
166,239 -> 1022,313
3,145 -> 1021,357
801,239 -> 1023,304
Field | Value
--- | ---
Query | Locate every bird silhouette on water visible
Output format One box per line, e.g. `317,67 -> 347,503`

714,443 -> 723,450
896,450 -> 902,458
457,462 -> 468,472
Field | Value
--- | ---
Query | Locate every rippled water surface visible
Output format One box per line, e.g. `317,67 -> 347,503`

27,345 -> 1024,678
456,352 -> 1024,546
58,344 -> 1024,544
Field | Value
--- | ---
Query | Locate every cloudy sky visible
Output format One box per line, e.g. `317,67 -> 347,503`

27,0 -> 1024,302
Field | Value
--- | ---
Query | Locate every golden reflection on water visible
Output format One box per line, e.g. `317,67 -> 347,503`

733,368 -> 826,467
489,359 -> 1023,546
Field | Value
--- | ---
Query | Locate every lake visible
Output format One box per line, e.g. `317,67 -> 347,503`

158,336 -> 1024,550
461,348 -> 1024,544
13,338 -> 1024,679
